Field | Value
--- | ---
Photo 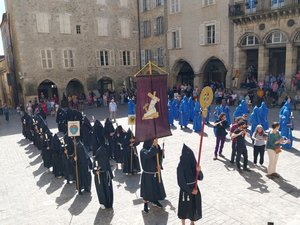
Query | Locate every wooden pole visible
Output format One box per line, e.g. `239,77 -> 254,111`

193,111 -> 206,192
149,61 -> 162,183
73,137 -> 79,192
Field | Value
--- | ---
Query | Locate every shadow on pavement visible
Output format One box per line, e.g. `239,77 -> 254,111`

270,176 -> 300,198
30,155 -> 42,166
94,208 -> 114,225
124,173 -> 141,194
56,183 -> 76,208
68,192 -> 92,216
142,206 -> 169,225
46,177 -> 65,195
36,170 -> 52,189
239,169 -> 269,194
17,138 -> 31,147
33,163 -> 46,178
282,147 -> 300,157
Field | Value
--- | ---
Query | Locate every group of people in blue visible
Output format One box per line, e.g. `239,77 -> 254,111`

166,91 -> 293,150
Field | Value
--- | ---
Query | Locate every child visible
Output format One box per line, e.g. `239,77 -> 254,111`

252,124 -> 267,166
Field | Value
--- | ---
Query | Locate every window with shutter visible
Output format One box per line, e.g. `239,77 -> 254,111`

141,49 -> 145,66
110,50 -> 115,66
63,49 -> 75,68
167,31 -> 173,49
215,21 -> 220,44
199,24 -> 204,45
170,0 -> 180,13
40,49 -> 53,69
98,18 -> 108,36
157,48 -> 164,66
59,14 -> 71,34
120,19 -> 130,38
131,51 -> 137,66
96,50 -> 101,67
153,48 -> 158,64
36,13 -> 49,33
119,51 -> 123,65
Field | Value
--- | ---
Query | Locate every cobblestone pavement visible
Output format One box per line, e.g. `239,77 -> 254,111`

0,105 -> 299,225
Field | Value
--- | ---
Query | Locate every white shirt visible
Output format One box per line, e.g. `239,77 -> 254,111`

109,102 -> 117,112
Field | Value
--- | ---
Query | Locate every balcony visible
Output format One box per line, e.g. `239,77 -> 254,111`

229,0 -> 300,24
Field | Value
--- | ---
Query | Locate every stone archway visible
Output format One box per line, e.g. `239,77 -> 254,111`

37,79 -> 58,100
66,79 -> 84,96
173,59 -> 195,86
97,77 -> 114,94
201,57 -> 227,87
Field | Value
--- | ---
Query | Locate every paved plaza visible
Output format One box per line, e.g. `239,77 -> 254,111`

0,105 -> 299,225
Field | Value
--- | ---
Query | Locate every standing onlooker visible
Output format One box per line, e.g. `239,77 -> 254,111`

3,104 -> 9,121
229,116 -> 243,163
109,98 -> 117,123
266,122 -> 287,178
231,121 -> 251,172
213,113 -> 228,160
252,125 -> 267,166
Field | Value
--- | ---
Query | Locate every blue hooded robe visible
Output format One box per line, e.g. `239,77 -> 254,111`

250,106 -> 260,136
179,96 -> 189,127
259,101 -> 269,130
188,97 -> 195,122
279,108 -> 293,149
168,99 -> 175,126
193,101 -> 202,132
128,99 -> 135,115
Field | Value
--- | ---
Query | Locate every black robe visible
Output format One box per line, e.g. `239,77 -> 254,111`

41,125 -> 53,169
140,141 -> 166,202
104,119 -> 115,159
177,144 -> 203,221
112,126 -> 126,164
81,117 -> 93,152
122,129 -> 141,174
51,134 -> 64,177
93,145 -> 114,208
56,107 -> 68,133
61,135 -> 75,183
92,120 -> 105,156
75,140 -> 92,193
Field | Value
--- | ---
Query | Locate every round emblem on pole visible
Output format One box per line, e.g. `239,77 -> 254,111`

199,86 -> 213,118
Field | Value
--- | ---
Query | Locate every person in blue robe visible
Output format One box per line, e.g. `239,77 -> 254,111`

205,106 -> 211,124
250,106 -> 260,136
168,98 -> 175,126
174,97 -> 180,120
233,100 -> 248,120
259,101 -> 269,130
193,100 -> 202,132
188,97 -> 195,122
279,108 -> 293,149
128,98 -> 136,115
213,99 -> 231,125
179,96 -> 189,129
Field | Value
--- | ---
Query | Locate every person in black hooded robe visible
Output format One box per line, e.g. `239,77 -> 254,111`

92,120 -> 105,156
40,123 -> 53,172
177,144 -> 203,225
51,133 -> 64,178
93,144 -> 114,208
21,112 -> 32,139
140,138 -> 166,213
104,118 -> 115,159
81,116 -> 93,152
122,128 -> 140,175
112,125 -> 126,169
56,95 -> 69,133
74,140 -> 92,194
61,135 -> 75,184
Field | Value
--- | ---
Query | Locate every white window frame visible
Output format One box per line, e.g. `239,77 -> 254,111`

157,47 -> 164,66
59,13 -> 71,34
96,50 -> 115,67
142,0 -> 151,11
40,49 -> 53,69
120,18 -> 130,38
63,49 -> 75,69
119,50 -> 136,66
170,0 -> 181,14
155,16 -> 164,35
156,0 -> 164,7
168,28 -> 182,49
97,18 -> 108,36
143,20 -> 151,38
199,20 -> 220,45
36,12 -> 49,33
202,0 -> 215,7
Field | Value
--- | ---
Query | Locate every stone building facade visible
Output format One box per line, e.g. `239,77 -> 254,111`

3,0 -> 139,104
230,0 -> 300,89
167,0 -> 234,88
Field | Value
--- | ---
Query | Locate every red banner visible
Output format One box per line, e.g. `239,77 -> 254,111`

135,74 -> 172,142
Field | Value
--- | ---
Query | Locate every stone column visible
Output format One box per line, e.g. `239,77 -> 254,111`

194,73 -> 204,88
258,45 -> 269,81
285,43 -> 297,90
234,47 -> 247,87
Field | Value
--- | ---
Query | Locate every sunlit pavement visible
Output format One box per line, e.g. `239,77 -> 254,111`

0,105 -> 299,225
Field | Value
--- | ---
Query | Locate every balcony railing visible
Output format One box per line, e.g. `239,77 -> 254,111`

229,0 -> 300,18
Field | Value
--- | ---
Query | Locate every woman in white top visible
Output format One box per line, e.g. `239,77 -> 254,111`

252,124 -> 267,166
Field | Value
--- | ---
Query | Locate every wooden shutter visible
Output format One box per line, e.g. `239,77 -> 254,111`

167,30 -> 173,49
64,14 -> 71,34
215,21 -> 220,44
131,51 -> 137,66
141,49 -> 145,66
199,24 -> 204,45
119,50 -> 123,65
110,50 -> 115,66
178,27 -> 182,48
